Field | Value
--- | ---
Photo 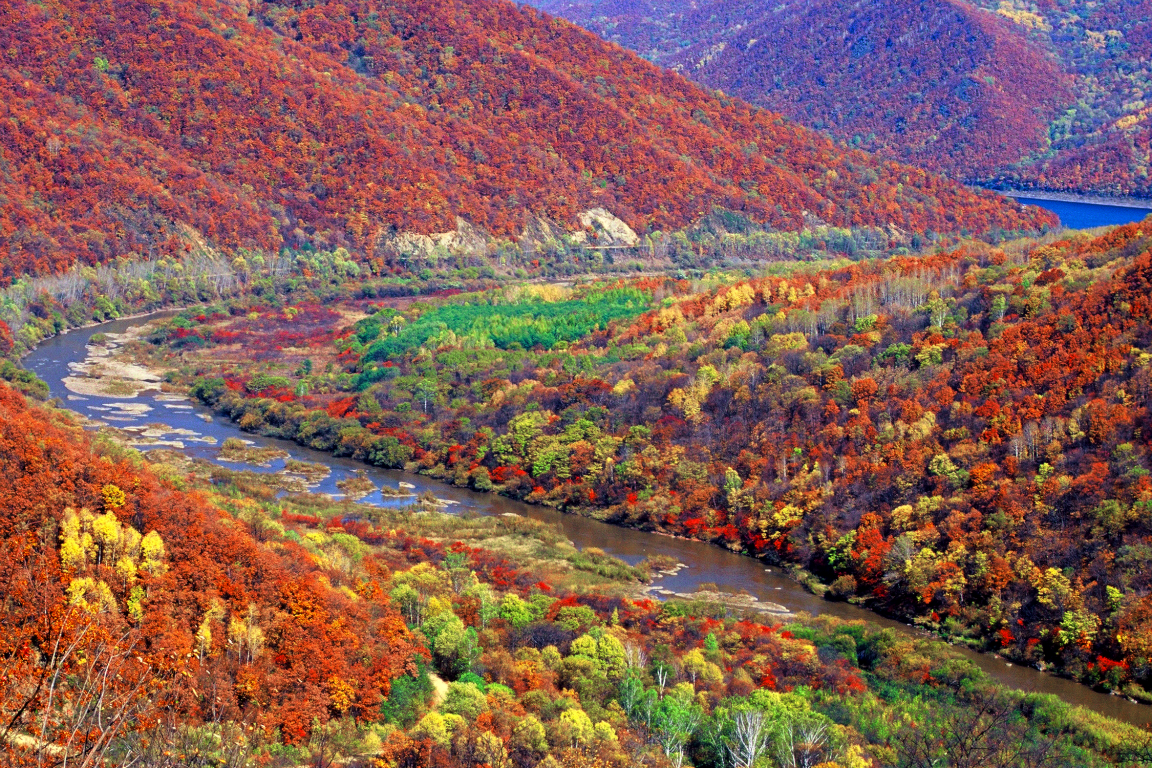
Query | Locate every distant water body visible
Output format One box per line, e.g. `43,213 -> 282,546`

1009,195 -> 1151,230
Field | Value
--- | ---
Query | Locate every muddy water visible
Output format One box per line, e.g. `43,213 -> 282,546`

25,314 -> 1152,727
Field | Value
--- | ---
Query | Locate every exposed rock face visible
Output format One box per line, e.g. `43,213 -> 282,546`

378,217 -> 490,263
576,208 -> 641,247
377,209 -> 642,264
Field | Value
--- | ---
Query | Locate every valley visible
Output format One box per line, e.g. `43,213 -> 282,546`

50,218 -> 1152,718
0,297 -> 1144,766
4,0 -> 1152,762
26,309 -> 1152,728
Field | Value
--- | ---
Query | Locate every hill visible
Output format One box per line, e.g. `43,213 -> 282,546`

2,376 -> 1149,765
138,212 -> 1152,702
0,0 -> 1048,282
535,0 -> 1152,198
0,382 -> 424,760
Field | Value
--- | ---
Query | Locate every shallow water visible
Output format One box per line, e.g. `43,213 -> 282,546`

25,314 -> 1152,727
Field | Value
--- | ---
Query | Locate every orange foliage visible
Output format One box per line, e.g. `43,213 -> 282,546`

541,0 -> 1152,197
0,383 -> 424,756
0,0 -> 1049,281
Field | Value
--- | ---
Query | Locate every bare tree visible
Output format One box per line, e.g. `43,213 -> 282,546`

724,709 -> 771,768
887,687 -> 1065,768
40,626 -> 151,767
653,664 -> 671,691
2,603 -> 152,767
776,716 -> 830,768
0,533 -> 160,768
623,642 -> 647,673
110,719 -> 261,768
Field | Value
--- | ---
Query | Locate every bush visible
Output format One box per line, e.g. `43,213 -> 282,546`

190,377 -> 227,405
0,361 -> 49,399
469,466 -> 493,491
245,373 -> 291,395
458,672 -> 487,691
369,436 -> 415,468
830,575 -> 858,600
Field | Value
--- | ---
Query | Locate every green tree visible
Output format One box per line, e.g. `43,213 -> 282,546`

510,714 -> 548,756
557,708 -> 594,750
381,658 -> 434,727
654,683 -> 702,768
410,712 -> 451,748
440,682 -> 487,720
499,593 -> 534,629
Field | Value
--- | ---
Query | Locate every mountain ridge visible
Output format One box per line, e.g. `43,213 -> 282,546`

0,0 -> 1048,282
535,0 -> 1152,198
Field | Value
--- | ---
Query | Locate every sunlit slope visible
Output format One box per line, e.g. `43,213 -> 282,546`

0,0 -> 1048,280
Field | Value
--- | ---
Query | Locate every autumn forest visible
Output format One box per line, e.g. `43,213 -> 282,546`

4,0 -> 1152,764
0,0 -> 1057,284
538,0 -> 1152,198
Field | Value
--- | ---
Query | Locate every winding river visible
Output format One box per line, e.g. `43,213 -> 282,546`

24,313 -> 1152,727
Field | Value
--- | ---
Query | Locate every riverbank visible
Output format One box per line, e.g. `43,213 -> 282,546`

21,309 -> 1152,727
994,188 -> 1152,211
13,352 -> 1152,767
61,324 -> 168,398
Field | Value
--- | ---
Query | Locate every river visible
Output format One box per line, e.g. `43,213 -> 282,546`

1004,193 -> 1152,230
24,313 -> 1152,727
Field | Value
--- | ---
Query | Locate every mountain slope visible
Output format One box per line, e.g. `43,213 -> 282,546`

667,0 -> 1069,180
4,382 -> 1146,766
147,215 -> 1152,700
0,382 -> 426,756
535,0 -> 1152,198
0,0 -> 1047,281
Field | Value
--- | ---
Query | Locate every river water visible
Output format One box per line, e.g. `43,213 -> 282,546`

24,314 -> 1152,727
1010,195 -> 1152,230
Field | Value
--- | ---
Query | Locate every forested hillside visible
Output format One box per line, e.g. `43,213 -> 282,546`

535,0 -> 1152,197
0,0 -> 1048,282
3,378 -> 1150,765
141,215 -> 1152,703
0,382 -> 422,761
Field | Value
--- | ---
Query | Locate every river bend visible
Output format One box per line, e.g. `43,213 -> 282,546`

24,313 -> 1152,727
